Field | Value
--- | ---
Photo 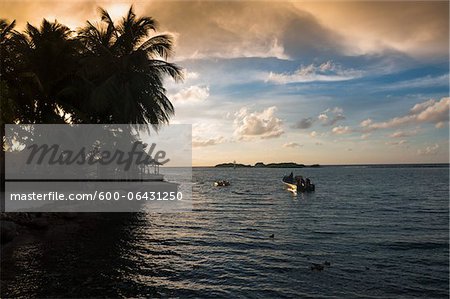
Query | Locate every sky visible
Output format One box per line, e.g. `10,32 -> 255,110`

2,1 -> 449,166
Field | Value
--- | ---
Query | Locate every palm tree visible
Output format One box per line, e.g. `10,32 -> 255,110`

0,9 -> 183,203
0,19 -> 18,127
7,19 -> 81,124
76,6 -> 183,130
0,19 -> 18,206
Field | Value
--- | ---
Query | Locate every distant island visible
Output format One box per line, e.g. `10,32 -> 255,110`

214,162 -> 320,168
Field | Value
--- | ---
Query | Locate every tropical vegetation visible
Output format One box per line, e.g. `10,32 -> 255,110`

0,6 -> 183,193
1,6 -> 182,128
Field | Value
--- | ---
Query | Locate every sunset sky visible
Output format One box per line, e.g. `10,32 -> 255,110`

2,1 -> 449,166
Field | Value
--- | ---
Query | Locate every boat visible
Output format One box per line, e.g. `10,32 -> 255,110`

282,179 -> 298,193
282,174 -> 315,193
214,180 -> 230,187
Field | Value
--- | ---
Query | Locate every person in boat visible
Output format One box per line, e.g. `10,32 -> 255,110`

305,178 -> 315,191
305,178 -> 311,189
283,172 -> 294,184
297,176 -> 305,192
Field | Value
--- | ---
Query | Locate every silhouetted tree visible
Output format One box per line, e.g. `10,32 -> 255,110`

1,19 -> 19,127
0,8 -> 183,206
76,6 -> 183,129
1,19 -> 19,206
4,19 -> 80,124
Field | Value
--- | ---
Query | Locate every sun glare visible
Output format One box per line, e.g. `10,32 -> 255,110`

104,3 -> 130,21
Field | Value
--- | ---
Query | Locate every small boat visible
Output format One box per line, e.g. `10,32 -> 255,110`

214,180 -> 230,187
283,181 -> 298,194
282,174 -> 315,193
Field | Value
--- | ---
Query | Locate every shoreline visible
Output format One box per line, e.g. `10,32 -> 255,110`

207,163 -> 450,168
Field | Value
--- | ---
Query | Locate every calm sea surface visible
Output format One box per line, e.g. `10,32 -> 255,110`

1,166 -> 449,298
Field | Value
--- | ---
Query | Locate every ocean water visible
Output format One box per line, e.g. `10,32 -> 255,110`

1,166 -> 449,298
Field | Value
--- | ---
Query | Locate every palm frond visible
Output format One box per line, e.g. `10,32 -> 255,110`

0,19 -> 16,43
138,34 -> 174,59
148,60 -> 184,82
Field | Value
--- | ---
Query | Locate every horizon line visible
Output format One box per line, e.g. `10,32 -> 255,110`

162,162 -> 450,168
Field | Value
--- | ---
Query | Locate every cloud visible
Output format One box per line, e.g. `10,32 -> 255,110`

435,122 -> 447,129
318,114 -> 328,122
3,1 -> 448,61
389,129 -> 418,138
415,98 -> 450,123
192,136 -> 224,148
331,107 -> 343,114
410,99 -> 438,114
319,107 -> 346,126
293,107 -> 346,131
331,126 -> 351,135
266,61 -> 361,84
171,85 -> 209,103
417,143 -> 439,155
184,71 -> 200,80
385,140 -> 408,146
144,1 -> 296,60
292,117 -> 314,129
360,119 -> 373,127
234,106 -> 284,139
279,10 -> 350,59
296,2 -> 449,58
361,97 -> 450,131
283,142 -> 302,148
324,114 -> 346,127
382,74 -> 450,91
